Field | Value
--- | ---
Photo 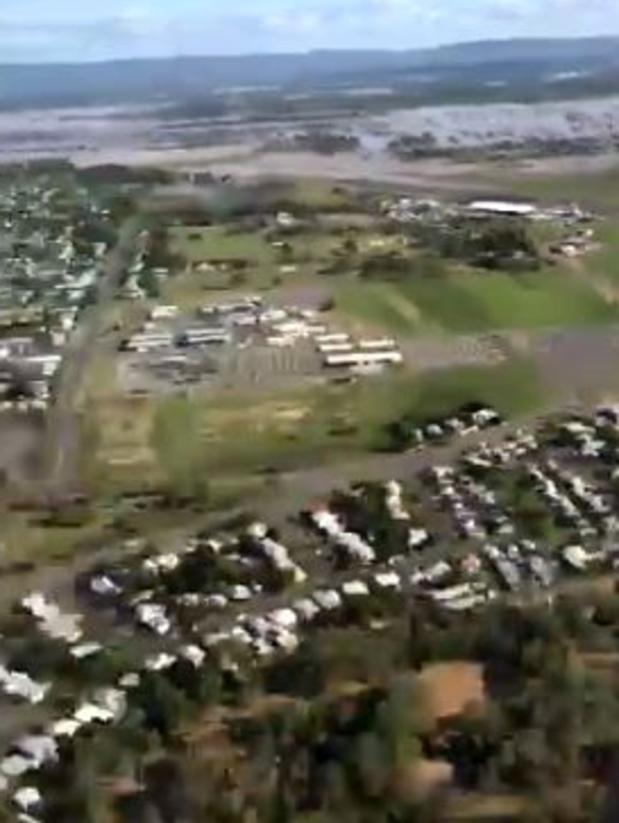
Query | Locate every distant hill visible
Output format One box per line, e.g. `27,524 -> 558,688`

0,37 -> 618,109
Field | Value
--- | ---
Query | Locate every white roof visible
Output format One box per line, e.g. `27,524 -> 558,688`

231,626 -> 252,645
204,594 -> 228,609
337,532 -> 376,564
181,645 -> 206,668
74,703 -> 114,725
247,521 -> 269,539
49,718 -> 82,739
1,755 -> 32,778
143,553 -> 180,573
467,200 -> 536,216
313,589 -> 342,610
119,672 -> 141,689
293,598 -> 320,622
312,508 -> 342,536
89,689 -> 127,724
408,528 -> 430,548
374,572 -> 402,590
563,544 -> 589,570
90,575 -> 121,596
269,608 -> 298,629
136,603 -> 171,636
145,652 -> 177,672
261,538 -> 293,570
229,585 -> 252,601
0,668 -> 50,705
13,787 -> 42,812
70,642 -> 103,659
16,736 -> 57,768
253,638 -> 275,657
273,629 -> 299,653
341,580 -> 370,597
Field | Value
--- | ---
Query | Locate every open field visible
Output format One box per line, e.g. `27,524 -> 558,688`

164,224 -> 345,309
490,163 -> 619,213
336,266 -> 619,335
164,213 -> 619,341
169,226 -> 277,265
589,222 -> 619,285
81,356 -> 544,495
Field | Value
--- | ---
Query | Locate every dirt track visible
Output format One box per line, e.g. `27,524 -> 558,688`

43,218 -> 143,495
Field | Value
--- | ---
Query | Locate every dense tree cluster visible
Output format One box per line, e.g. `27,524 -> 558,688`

415,217 -> 541,272
18,585 -> 619,823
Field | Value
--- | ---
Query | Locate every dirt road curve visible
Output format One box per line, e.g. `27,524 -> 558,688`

44,218 -> 143,495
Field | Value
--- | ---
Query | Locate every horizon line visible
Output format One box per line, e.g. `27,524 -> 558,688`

0,33 -> 617,68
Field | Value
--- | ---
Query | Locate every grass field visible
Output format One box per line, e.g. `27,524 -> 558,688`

404,358 -> 544,420
83,356 -> 544,496
336,266 -> 618,335
588,221 -> 619,285
287,179 -> 356,211
165,224 -> 348,308
335,280 -> 428,334
169,226 -> 275,265
483,165 -> 619,213
166,217 -> 619,337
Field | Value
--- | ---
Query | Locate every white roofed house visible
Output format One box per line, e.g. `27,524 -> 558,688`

313,589 -> 342,612
466,200 -> 537,218
246,524 -> 308,585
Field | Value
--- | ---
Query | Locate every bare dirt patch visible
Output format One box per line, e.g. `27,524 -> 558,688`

393,758 -> 454,803
418,662 -> 486,722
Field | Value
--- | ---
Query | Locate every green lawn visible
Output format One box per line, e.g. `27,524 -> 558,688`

589,221 -> 619,284
335,281 -> 427,334
169,226 -> 275,264
148,358 -> 543,484
406,357 -> 544,422
288,179 -> 356,211
483,165 -> 619,213
337,267 -> 618,335
165,225 -> 351,309
151,378 -> 419,478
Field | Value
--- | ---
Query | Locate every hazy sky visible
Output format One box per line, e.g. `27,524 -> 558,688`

1,0 -> 618,62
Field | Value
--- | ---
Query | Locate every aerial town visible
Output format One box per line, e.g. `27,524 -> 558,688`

0,176 -> 113,414
0,153 -> 616,822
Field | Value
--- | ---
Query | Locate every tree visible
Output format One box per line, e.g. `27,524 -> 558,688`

133,674 -> 188,740
357,732 -> 389,798
152,398 -> 210,503
377,675 -> 429,770
343,237 -> 359,256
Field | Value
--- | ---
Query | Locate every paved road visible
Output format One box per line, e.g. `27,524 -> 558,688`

255,417 -> 552,523
44,217 -> 143,495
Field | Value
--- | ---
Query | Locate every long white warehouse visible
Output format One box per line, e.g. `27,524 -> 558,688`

324,350 -> 403,367
318,343 -> 355,354
314,333 -> 350,345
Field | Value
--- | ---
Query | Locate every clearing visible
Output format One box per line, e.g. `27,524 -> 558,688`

80,356 -> 544,495
418,662 -> 486,722
336,267 -> 619,335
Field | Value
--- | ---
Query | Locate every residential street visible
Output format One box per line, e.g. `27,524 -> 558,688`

44,217 -> 143,495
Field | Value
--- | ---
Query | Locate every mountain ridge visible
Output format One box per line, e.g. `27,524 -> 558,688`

0,36 -> 617,108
